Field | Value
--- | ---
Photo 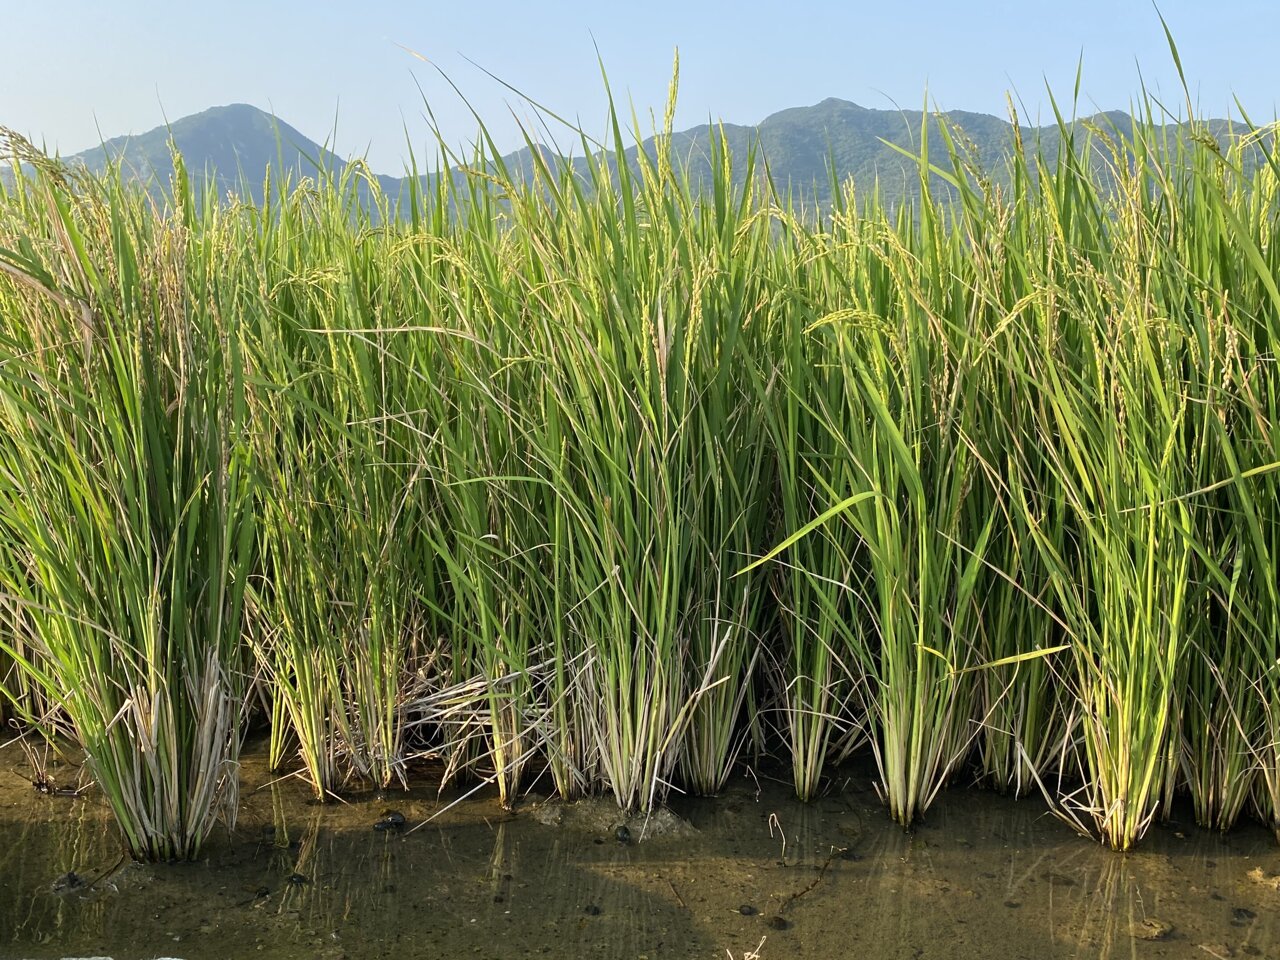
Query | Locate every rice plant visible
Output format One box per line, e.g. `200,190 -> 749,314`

443,68 -> 784,810
0,144 -> 254,860
1192,127 -> 1280,841
243,169 -> 437,799
998,112 -> 1233,849
747,225 -> 874,801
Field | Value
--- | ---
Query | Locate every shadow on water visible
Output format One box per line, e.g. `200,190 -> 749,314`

1,744 -> 1277,960
0,746 -> 724,960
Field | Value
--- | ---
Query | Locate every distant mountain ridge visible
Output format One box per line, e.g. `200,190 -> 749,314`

4,99 -> 1265,211
58,103 -> 402,199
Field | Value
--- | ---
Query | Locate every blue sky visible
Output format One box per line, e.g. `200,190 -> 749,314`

1,1 -> 1274,171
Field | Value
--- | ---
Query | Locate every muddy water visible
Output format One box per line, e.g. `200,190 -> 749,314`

1,743 -> 1277,960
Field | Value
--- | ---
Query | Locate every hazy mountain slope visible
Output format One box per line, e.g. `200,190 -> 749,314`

5,100 -> 1268,213
47,104 -> 401,202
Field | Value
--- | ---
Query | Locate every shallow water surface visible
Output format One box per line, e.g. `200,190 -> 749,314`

1,743 -> 1277,959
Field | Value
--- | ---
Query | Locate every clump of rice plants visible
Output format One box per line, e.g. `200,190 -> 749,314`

417,322 -> 549,805
1023,303 -> 1198,851
517,116 -> 773,814
747,224 -> 874,801
997,110 -> 1226,850
1190,131 -> 1280,841
747,146 -> 1013,819
244,170 -> 433,799
430,69 -> 785,811
0,144 -> 254,860
949,129 -> 1076,798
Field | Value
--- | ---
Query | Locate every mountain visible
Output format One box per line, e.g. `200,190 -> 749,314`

436,100 -> 1263,212
619,101 -> 1258,210
3,104 -> 400,203
3,100 -> 1265,213
77,103 -> 336,186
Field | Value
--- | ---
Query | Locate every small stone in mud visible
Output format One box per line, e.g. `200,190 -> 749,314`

374,810 -> 406,831
584,903 -> 602,916
52,871 -> 85,893
765,916 -> 789,931
615,824 -> 632,844
738,904 -> 757,916
1131,917 -> 1173,941
1003,900 -> 1021,909
1231,906 -> 1256,923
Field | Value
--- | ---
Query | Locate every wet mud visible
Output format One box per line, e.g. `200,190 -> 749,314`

1,743 -> 1277,959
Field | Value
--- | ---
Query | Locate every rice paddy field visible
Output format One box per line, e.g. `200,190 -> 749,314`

1,69 -> 1280,957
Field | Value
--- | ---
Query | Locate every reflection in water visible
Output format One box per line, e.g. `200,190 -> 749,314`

0,788 -> 123,947
0,746 -> 1277,960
